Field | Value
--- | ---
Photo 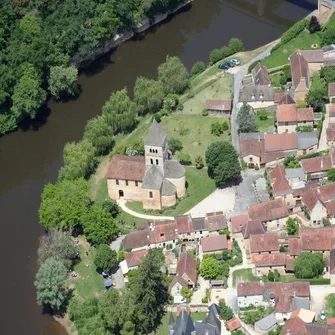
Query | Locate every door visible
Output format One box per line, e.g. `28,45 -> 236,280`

119,190 -> 124,198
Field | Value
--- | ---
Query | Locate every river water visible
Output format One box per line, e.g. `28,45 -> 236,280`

0,1 -> 315,334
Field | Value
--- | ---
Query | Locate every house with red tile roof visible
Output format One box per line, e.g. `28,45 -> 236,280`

299,227 -> 335,254
301,183 -> 335,225
107,120 -> 185,210
276,104 -> 315,134
329,83 -> 335,101
249,233 -> 280,256
205,99 -> 232,116
200,235 -> 228,255
300,152 -> 334,179
281,316 -> 335,335
248,198 -> 289,232
230,214 -> 249,234
327,123 -> 335,147
175,252 -> 197,288
237,281 -> 310,324
253,253 -> 287,276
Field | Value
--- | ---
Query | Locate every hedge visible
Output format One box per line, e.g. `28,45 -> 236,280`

307,278 -> 330,285
298,149 -> 329,160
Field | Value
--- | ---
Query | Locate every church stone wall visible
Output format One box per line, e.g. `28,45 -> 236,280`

143,189 -> 161,210
107,179 -> 143,201
162,193 -> 176,207
166,176 -> 186,198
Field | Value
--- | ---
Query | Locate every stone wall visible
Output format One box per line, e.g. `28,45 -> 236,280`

107,178 -> 143,201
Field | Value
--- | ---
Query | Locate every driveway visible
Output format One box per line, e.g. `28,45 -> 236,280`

310,285 -> 335,314
191,276 -> 210,304
319,103 -> 330,151
113,268 -> 125,289
110,235 -> 125,252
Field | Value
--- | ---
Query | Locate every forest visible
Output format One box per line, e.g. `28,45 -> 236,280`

0,0 -> 186,136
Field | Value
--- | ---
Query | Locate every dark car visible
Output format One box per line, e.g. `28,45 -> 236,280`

227,60 -> 236,67
218,63 -> 229,70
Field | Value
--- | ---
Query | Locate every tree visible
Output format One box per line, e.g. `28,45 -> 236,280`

191,61 -> 205,76
205,141 -> 241,186
34,258 -> 68,312
294,252 -> 325,279
306,76 -> 327,109
58,139 -> 97,181
322,25 -> 335,46
11,63 -> 46,120
283,155 -> 300,168
211,121 -> 228,136
84,115 -> 114,155
168,138 -> 183,154
228,38 -> 244,54
133,77 -> 164,114
102,88 -> 138,134
121,321 -> 135,335
38,229 -> 76,269
201,257 -> 219,279
101,199 -> 120,218
328,168 -> 335,182
237,103 -> 257,133
286,217 -> 298,235
280,65 -> 292,85
210,48 -> 223,65
48,65 -> 78,99
133,249 -> 169,333
39,178 -> 91,229
158,56 -> 189,95
267,269 -> 280,282
82,205 -> 119,245
164,94 -> 179,111
178,152 -> 192,165
94,244 -> 117,273
181,287 -> 193,302
296,125 -> 313,132
195,155 -> 204,169
308,16 -> 321,33
320,66 -> 335,85
218,299 -> 234,321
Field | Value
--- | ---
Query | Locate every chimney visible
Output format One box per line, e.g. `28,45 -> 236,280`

321,158 -> 324,169
258,134 -> 261,142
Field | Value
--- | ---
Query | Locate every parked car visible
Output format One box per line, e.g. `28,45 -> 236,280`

320,310 -> 326,320
218,63 -> 229,70
230,58 -> 241,66
227,60 -> 235,67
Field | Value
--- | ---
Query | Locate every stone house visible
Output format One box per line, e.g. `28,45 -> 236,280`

107,120 -> 186,210
249,233 -> 280,259
327,122 -> 335,148
329,83 -> 335,102
330,249 -> 335,286
205,99 -> 232,116
239,85 -> 275,110
169,277 -> 188,304
237,281 -> 310,324
329,105 -> 335,123
120,249 -> 148,281
248,198 -> 289,232
276,104 -> 315,134
230,214 -> 249,235
175,252 -> 197,288
200,234 -> 228,255
253,253 -> 287,276
252,62 -> 271,86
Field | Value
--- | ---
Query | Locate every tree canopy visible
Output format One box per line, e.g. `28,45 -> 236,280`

39,178 -> 91,229
48,65 -> 78,99
320,66 -> 335,85
34,257 -> 68,312
205,141 -> 241,186
306,76 -> 327,110
286,217 -> 298,235
158,56 -> 189,95
94,244 -> 117,273
294,252 -> 325,279
237,103 -> 258,133
201,257 -> 219,279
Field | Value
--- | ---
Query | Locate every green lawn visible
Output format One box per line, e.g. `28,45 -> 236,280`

69,238 -> 105,300
155,312 -> 207,335
232,268 -> 260,287
126,167 -> 216,216
256,111 -> 275,132
262,30 -> 321,68
270,72 -> 282,87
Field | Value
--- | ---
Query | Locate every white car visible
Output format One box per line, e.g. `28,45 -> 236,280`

320,309 -> 326,320
230,59 -> 241,66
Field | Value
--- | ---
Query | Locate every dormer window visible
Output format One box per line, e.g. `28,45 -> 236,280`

259,91 -> 264,100
251,93 -> 255,100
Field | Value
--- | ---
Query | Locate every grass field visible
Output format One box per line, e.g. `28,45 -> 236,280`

262,30 -> 321,68
126,167 -> 216,216
256,111 -> 275,132
232,268 -> 260,287
270,72 -> 282,87
68,238 -> 105,300
155,312 -> 207,335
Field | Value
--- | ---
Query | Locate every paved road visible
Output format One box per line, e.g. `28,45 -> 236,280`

310,285 -> 335,314
319,103 -> 330,151
231,39 -> 280,154
110,234 -> 125,252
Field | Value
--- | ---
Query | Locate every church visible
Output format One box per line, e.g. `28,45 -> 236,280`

106,120 -> 186,210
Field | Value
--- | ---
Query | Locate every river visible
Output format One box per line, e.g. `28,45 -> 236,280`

0,1 -> 316,334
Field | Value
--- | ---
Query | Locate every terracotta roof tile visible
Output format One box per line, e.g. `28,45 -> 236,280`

176,252 -> 197,284
242,219 -> 265,239
231,214 -> 249,233
226,318 -> 242,332
327,123 -> 335,141
330,83 -> 335,98
123,229 -> 151,250
237,282 -> 264,296
286,257 -> 295,272
325,199 -> 335,215
281,316 -> 306,335
125,249 -> 148,267
252,62 -> 271,85
290,51 -> 310,89
270,164 -> 292,195
301,155 -> 333,174
169,275 -> 188,290
151,221 -> 178,244
176,215 -> 193,234
264,133 -> 298,152
300,227 -> 335,251
300,50 -> 324,63
107,155 -> 146,181
297,107 -> 314,122
249,233 -> 280,253
240,138 -> 262,158
205,99 -> 232,111
206,212 -> 227,231
254,253 -> 286,266
201,235 -> 228,253
288,239 -> 302,256
248,198 -> 289,222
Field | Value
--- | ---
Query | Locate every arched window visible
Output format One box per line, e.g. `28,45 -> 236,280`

156,159 -> 159,165
149,191 -> 153,198
150,159 -> 153,164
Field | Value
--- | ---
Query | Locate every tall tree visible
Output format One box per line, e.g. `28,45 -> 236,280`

158,56 -> 189,95
237,103 -> 257,133
306,76 -> 327,109
320,66 -> 335,85
81,205 -> 119,245
34,257 -> 68,312
228,37 -> 244,54
294,252 -> 325,279
84,115 -> 114,155
133,76 -> 164,114
58,139 -> 96,181
201,256 -> 219,279
94,244 -> 117,273
39,178 -> 91,229
205,141 -> 241,186
286,217 -> 298,235
38,229 -> 76,269
133,249 -> 168,333
48,65 -> 78,99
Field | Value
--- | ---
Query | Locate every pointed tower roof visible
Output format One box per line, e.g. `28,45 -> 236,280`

145,119 -> 167,147
203,304 -> 221,334
168,312 -> 175,329
174,309 -> 195,335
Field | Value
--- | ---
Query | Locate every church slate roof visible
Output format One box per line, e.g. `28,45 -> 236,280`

145,119 -> 167,147
164,160 -> 186,179
161,179 -> 176,196
173,309 -> 195,335
203,304 -> 221,335
142,165 -> 164,190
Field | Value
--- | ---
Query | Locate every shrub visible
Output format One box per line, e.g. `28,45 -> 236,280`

177,103 -> 184,111
281,19 -> 307,44
178,152 -> 192,165
298,101 -> 307,108
211,121 -> 228,136
168,138 -> 183,154
202,109 -> 209,116
280,64 -> 292,85
308,16 -> 321,33
153,113 -> 161,123
257,110 -> 268,120
164,94 -> 179,111
195,155 -> 204,169
228,37 -> 244,54
296,125 -> 313,132
210,48 -> 223,65
191,61 -> 206,76
220,46 -> 232,58
248,60 -> 258,73
254,164 -> 259,170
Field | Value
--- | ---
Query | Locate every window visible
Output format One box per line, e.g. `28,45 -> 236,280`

156,159 -> 159,165
116,179 -> 119,185
200,230 -> 202,234
160,233 -> 164,237
150,149 -> 152,153
149,191 -> 153,198
135,181 -> 138,187
150,158 -> 153,164
249,157 -> 253,162
126,180 -> 128,186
